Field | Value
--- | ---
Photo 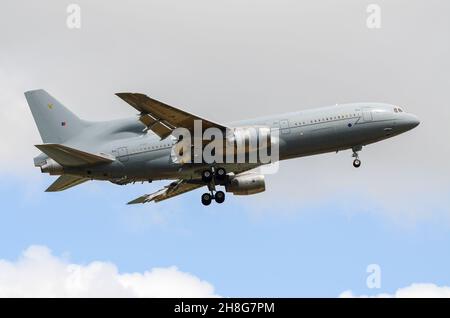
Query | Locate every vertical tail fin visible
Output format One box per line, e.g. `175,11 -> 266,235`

25,89 -> 88,143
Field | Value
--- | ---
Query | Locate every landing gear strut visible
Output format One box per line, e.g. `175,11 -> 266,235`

352,146 -> 362,168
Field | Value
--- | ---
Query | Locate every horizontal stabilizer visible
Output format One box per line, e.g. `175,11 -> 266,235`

35,143 -> 114,167
46,175 -> 89,192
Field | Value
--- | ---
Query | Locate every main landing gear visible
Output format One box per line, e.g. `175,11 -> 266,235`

201,169 -> 213,183
201,193 -> 212,206
201,191 -> 226,206
201,167 -> 226,183
201,167 -> 227,206
352,146 -> 362,168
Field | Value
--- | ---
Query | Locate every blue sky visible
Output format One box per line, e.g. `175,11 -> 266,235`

1,0 -> 449,297
1,171 -> 449,297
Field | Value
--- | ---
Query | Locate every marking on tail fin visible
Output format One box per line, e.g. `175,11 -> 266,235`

25,89 -> 89,143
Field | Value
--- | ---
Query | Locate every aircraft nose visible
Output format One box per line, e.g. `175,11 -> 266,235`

399,113 -> 420,131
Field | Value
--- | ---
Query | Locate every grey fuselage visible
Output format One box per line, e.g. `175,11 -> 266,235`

54,103 -> 420,184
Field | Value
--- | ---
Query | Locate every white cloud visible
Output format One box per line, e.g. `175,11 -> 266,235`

0,245 -> 218,298
340,283 -> 450,298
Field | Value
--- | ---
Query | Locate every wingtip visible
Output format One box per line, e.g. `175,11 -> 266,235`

115,92 -> 132,98
127,199 -> 142,205
127,194 -> 153,205
126,200 -> 137,205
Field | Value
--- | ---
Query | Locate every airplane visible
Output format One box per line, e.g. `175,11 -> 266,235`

25,89 -> 420,206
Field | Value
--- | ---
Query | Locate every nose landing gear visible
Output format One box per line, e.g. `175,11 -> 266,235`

352,146 -> 362,168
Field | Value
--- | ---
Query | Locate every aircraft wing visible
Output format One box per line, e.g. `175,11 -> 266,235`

127,180 -> 203,204
116,92 -> 228,139
45,175 -> 89,192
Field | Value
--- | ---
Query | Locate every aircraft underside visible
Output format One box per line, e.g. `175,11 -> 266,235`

26,90 -> 420,206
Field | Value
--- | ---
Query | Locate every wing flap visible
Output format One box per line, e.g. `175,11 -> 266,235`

127,180 -> 203,204
148,121 -> 173,140
45,175 -> 89,192
35,144 -> 114,167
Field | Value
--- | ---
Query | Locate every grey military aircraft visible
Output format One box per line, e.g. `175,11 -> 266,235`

25,90 -> 420,206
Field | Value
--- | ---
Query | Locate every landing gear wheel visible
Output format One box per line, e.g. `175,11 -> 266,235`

201,169 -> 213,183
201,193 -> 212,206
351,146 -> 362,168
215,167 -> 226,181
214,191 -> 225,204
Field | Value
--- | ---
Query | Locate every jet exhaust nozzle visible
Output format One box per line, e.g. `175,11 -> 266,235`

40,159 -> 64,175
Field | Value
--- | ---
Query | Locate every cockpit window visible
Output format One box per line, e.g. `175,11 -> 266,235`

394,108 -> 398,113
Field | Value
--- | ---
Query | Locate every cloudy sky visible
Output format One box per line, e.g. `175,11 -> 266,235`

0,0 -> 449,297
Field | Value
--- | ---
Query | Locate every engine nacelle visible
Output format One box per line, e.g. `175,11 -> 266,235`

224,126 -> 277,164
40,159 -> 63,175
225,173 -> 266,195
227,126 -> 271,153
